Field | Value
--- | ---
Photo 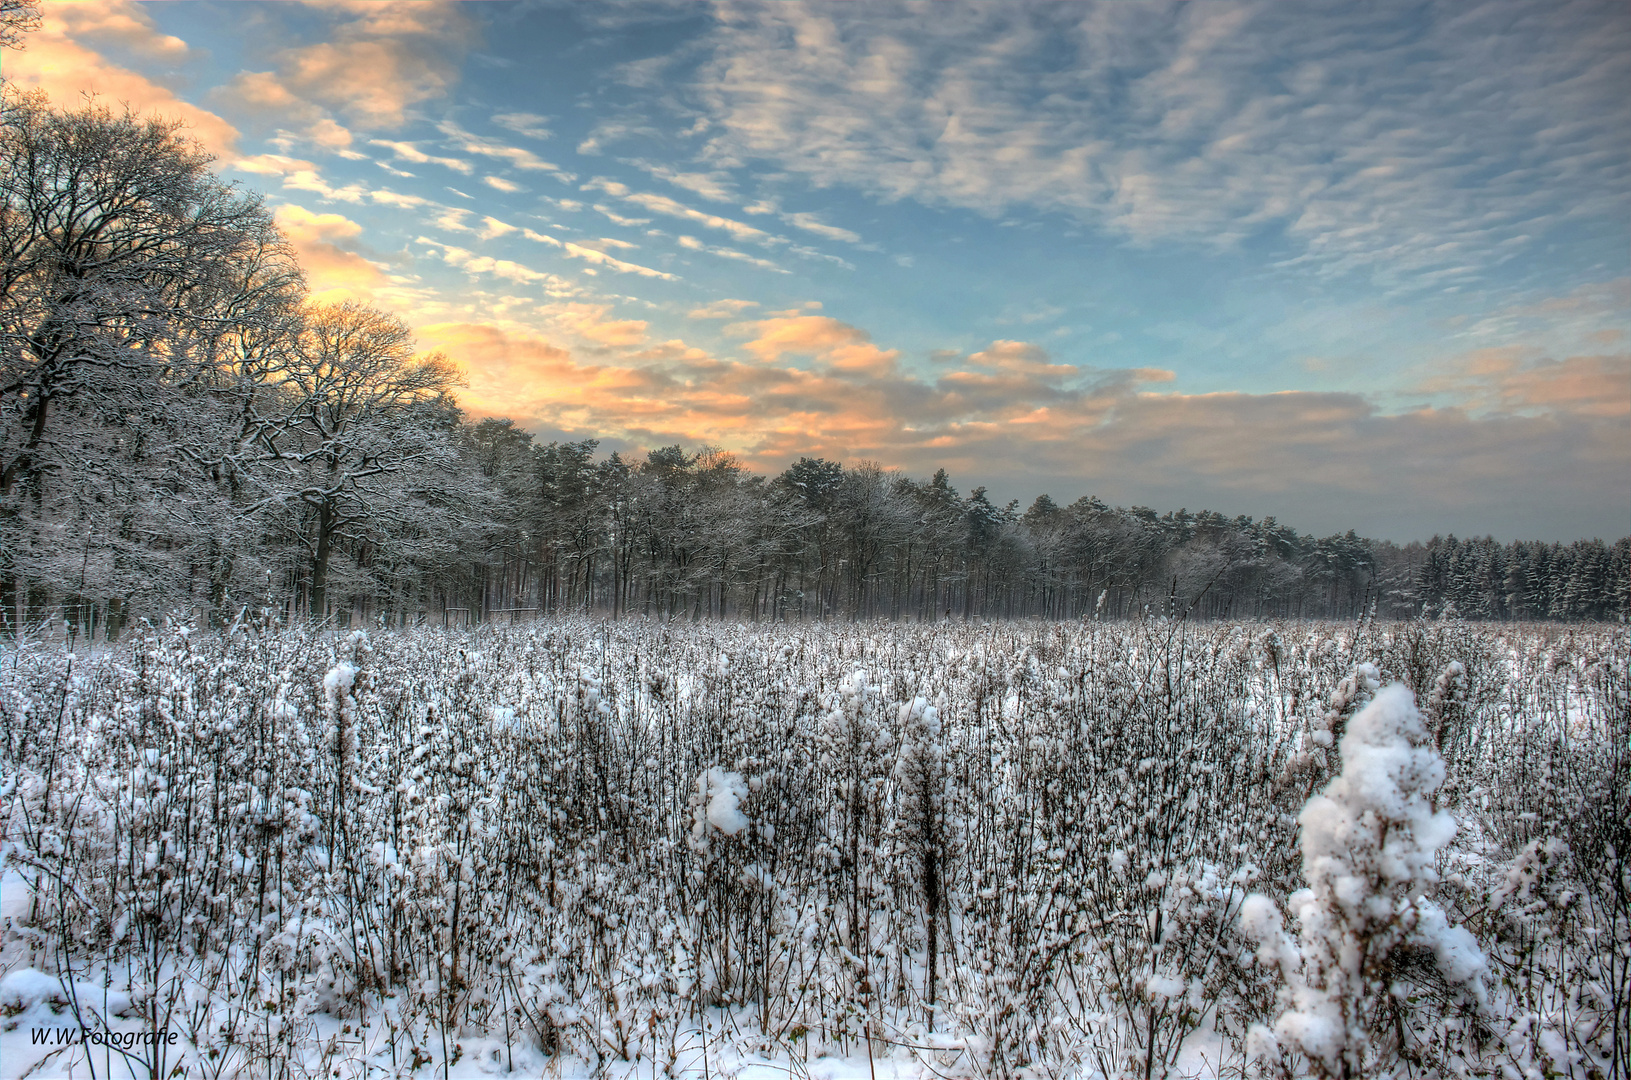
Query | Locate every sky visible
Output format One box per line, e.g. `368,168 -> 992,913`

6,0 -> 1628,542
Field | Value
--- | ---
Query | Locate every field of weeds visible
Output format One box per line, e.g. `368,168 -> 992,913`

1,618 -> 1625,1080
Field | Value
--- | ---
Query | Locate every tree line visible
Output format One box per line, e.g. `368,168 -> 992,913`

3,93 -> 1626,638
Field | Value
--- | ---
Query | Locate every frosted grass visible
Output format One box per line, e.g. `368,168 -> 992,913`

1,617 -> 1624,1079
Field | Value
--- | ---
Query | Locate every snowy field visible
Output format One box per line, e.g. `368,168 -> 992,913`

0,618 -> 1624,1080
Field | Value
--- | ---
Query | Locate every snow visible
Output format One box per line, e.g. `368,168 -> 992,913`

322,661 -> 356,704
1240,682 -> 1490,1075
0,968 -> 67,1012
699,767 -> 750,835
0,618 -> 1616,1080
1298,684 -> 1454,892
1414,901 -> 1489,991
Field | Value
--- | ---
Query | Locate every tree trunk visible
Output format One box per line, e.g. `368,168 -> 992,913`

310,501 -> 334,618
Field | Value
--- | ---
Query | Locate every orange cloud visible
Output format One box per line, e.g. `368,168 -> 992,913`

408,313 -> 1626,540
407,319 -> 1160,476
6,1 -> 239,159
226,3 -> 475,131
414,320 -> 888,452
50,0 -> 188,56
224,70 -> 303,113
967,340 -> 1081,379
736,315 -> 900,374
1422,348 -> 1630,418
209,0 -> 472,152
273,204 -> 387,304
1490,354 -> 1629,418
549,304 -> 649,348
417,321 -> 688,433
262,43 -> 446,129
689,299 -> 760,319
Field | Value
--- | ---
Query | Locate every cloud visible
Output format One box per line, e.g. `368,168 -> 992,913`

313,1 -> 470,39
995,303 -> 1067,327
273,203 -> 387,303
281,167 -> 369,203
562,247 -> 671,279
235,43 -> 446,130
370,139 -> 473,174
1420,349 -> 1631,419
220,74 -> 359,156
583,179 -> 781,246
680,2 -> 1631,288
1490,354 -> 1629,417
549,304 -> 649,347
479,216 -> 518,240
593,205 -> 652,227
417,238 -> 581,296
484,175 -> 524,193
786,243 -> 856,270
6,2 -> 240,158
228,3 -> 475,131
626,160 -> 739,203
437,120 -> 569,176
1506,278 -> 1631,320
1044,392 -> 1625,541
222,69 -> 304,113
233,153 -> 320,177
521,229 -> 679,280
689,299 -> 761,319
276,203 -> 363,243
782,211 -> 863,245
368,187 -> 436,210
417,322 -> 577,417
734,315 -> 901,374
48,1 -> 188,57
966,340 -> 1084,379
415,320 -> 887,448
436,208 -> 474,233
492,111 -> 552,140
576,117 -> 663,157
1456,277 -> 1631,354
676,235 -> 787,273
417,308 -> 1626,540
304,118 -> 360,153
417,321 -> 700,433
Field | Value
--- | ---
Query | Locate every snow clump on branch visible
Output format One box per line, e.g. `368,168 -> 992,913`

697,767 -> 750,837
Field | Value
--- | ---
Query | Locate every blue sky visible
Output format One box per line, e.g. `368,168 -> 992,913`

10,0 -> 1628,541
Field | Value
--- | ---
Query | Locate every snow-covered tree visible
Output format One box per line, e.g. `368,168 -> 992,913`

0,92 -> 300,628
260,302 -> 465,618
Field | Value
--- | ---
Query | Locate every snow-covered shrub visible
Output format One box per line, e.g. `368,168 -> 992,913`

890,693 -> 949,1014
1241,684 -> 1488,1080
